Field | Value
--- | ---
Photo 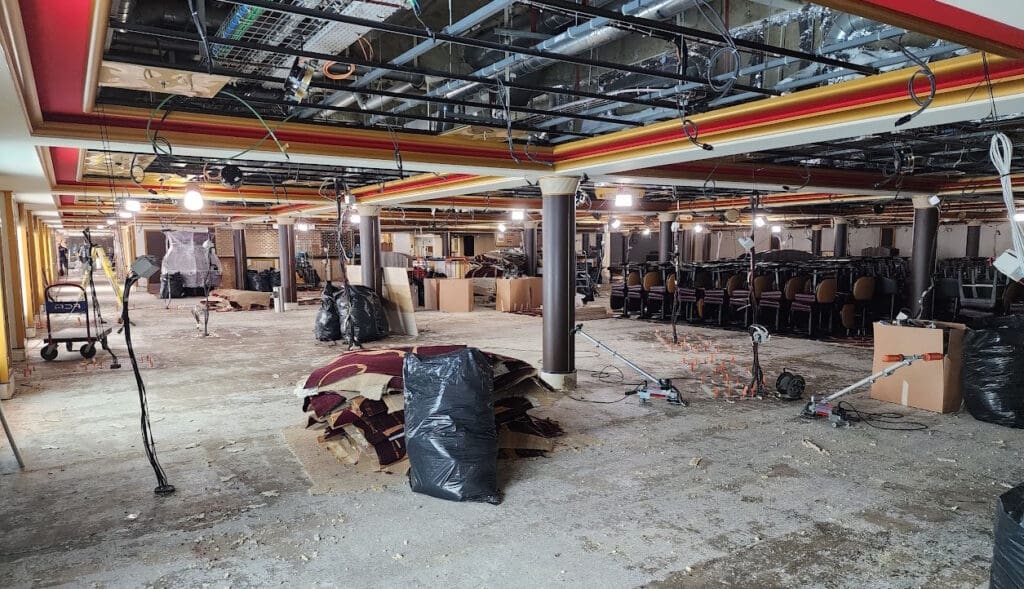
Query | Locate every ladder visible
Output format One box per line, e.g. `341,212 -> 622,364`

80,247 -> 124,312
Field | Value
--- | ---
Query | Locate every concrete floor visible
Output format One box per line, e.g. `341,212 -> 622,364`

1,285 -> 1020,588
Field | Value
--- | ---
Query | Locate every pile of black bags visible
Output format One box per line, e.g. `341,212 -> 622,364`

962,315 -> 1024,428
313,282 -> 389,345
244,269 -> 281,292
159,272 -> 185,299
992,482 -> 1024,588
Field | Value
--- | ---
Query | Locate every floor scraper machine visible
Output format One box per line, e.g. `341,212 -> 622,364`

572,323 -> 688,406
801,353 -> 944,427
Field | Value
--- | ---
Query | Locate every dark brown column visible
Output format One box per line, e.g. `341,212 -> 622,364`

539,176 -> 578,390
910,196 -> 939,318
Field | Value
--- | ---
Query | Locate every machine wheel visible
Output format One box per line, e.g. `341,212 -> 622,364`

41,345 -> 58,361
80,343 -> 96,359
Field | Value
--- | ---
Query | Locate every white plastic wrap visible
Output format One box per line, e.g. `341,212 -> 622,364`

160,231 -> 222,289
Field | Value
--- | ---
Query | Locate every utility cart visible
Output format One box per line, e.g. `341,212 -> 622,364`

40,283 -> 120,368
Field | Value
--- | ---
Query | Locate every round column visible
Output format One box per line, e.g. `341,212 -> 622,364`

910,196 -> 940,318
657,212 -> 675,263
231,223 -> 248,291
357,205 -> 382,293
524,220 -> 539,276
540,176 -> 579,390
277,217 -> 297,304
832,217 -> 848,258
966,220 -> 982,258
810,225 -> 823,256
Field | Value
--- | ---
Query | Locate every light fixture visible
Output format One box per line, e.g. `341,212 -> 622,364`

771,225 -> 782,234
510,209 -> 525,221
350,212 -> 361,224
755,216 -> 767,228
124,199 -> 141,212
497,223 -> 507,233
694,223 -> 705,233
614,192 -> 633,208
106,219 -> 116,225
183,184 -> 204,211
118,210 -> 133,219
296,222 -> 311,232
272,223 -> 279,229
641,227 -> 651,236
610,218 -> 622,230
928,195 -> 942,207
1014,212 -> 1024,222
96,224 -> 105,230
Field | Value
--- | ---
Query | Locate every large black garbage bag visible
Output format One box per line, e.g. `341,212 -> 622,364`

313,283 -> 341,342
257,269 -> 275,292
962,315 -> 1024,428
992,482 -> 1024,588
159,272 -> 185,298
403,348 -> 502,505
245,269 -> 260,291
333,284 -> 389,344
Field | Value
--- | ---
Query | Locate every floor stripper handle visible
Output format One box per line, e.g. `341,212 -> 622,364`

882,353 -> 944,362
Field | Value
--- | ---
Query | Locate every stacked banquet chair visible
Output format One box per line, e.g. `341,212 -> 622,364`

623,264 -> 649,316
790,274 -> 839,336
634,265 -> 666,318
838,275 -> 876,336
728,275 -> 772,327
701,267 -> 745,326
936,258 -> 1017,321
609,265 -> 638,314
757,273 -> 807,331
673,265 -> 712,323
645,263 -> 676,320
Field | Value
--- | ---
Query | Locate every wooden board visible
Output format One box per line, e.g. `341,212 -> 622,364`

209,289 -> 272,310
382,267 -> 418,336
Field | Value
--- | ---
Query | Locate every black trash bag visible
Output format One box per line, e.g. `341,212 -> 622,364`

962,315 -> 1024,428
245,269 -> 261,291
403,348 -> 502,505
159,272 -> 185,298
271,269 -> 281,288
313,283 -> 342,342
992,482 -> 1024,588
257,269 -> 275,292
333,284 -> 389,344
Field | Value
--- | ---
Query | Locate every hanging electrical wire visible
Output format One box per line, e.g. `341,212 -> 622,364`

495,78 -> 521,165
894,42 -> 937,128
187,0 -> 214,74
673,36 -> 713,151
694,0 -> 740,98
523,134 -> 554,168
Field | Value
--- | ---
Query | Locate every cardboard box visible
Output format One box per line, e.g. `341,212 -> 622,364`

438,279 -> 474,313
495,277 -> 543,312
422,278 -> 441,311
869,321 -> 966,413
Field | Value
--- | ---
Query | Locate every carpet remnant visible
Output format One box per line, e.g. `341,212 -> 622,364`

299,347 -> 563,473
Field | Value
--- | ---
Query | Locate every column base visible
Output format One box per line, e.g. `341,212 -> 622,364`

540,370 -> 577,391
10,348 -> 25,362
25,327 -> 36,338
0,376 -> 16,400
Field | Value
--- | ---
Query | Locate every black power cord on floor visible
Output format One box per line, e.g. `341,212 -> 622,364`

834,401 -> 929,431
122,269 -> 175,496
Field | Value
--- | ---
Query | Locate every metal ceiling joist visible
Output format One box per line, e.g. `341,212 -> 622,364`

218,0 -> 779,97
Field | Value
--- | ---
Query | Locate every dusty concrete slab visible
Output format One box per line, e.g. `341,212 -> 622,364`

1,287 -> 1020,588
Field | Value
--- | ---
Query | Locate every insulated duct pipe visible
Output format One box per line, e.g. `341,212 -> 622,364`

371,0 -> 699,126
299,0 -> 514,119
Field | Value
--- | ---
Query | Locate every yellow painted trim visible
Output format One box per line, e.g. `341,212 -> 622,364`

82,0 -> 110,113
0,244 -> 9,384
17,204 -> 35,326
0,195 -> 25,349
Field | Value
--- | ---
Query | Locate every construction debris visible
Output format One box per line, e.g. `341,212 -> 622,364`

299,346 -> 562,474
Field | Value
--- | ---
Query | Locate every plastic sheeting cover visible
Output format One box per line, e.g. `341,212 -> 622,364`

962,315 -> 1024,428
992,482 -> 1024,588
160,231 -> 222,289
403,348 -> 502,505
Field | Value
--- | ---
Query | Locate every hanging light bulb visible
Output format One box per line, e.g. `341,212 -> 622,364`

610,218 -> 622,230
296,222 -> 311,232
754,216 -> 767,228
350,212 -> 361,224
118,210 -> 133,219
124,198 -> 141,212
497,222 -> 507,233
510,209 -> 525,221
614,192 -> 633,207
641,226 -> 652,236
1014,212 -> 1024,222
694,223 -> 705,233
183,184 -> 204,211
771,225 -> 782,234
106,219 -> 116,225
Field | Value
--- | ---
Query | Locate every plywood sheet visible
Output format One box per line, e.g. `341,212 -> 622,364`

99,61 -> 232,98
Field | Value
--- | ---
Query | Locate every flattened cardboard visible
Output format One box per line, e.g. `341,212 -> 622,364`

870,321 -> 966,413
438,279 -> 475,313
